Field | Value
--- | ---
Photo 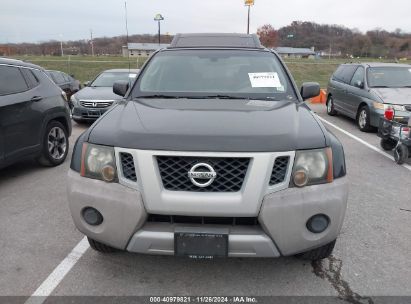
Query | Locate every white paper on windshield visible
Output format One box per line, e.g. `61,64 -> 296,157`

129,74 -> 137,78
248,72 -> 282,88
408,69 -> 411,73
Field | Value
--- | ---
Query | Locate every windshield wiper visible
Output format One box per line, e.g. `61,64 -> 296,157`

134,95 -> 185,99
186,95 -> 279,100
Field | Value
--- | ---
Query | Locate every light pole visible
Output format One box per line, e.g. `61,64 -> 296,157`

154,14 -> 164,45
59,34 -> 64,57
244,0 -> 255,34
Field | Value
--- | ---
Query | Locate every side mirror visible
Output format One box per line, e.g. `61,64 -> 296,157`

83,81 -> 91,87
70,74 -> 75,78
300,82 -> 321,100
113,80 -> 129,97
355,80 -> 364,89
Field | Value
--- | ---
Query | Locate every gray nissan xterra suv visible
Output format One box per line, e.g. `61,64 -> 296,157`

67,34 -> 348,261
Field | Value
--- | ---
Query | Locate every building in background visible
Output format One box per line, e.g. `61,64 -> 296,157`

122,43 -> 169,57
275,47 -> 316,59
0,45 -> 15,56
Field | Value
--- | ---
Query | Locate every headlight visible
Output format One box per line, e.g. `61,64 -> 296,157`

80,143 -> 117,182
373,102 -> 405,112
70,94 -> 78,105
291,148 -> 333,187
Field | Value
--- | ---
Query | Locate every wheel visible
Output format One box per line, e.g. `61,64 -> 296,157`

326,96 -> 337,116
87,237 -> 117,253
357,106 -> 373,132
380,138 -> 397,151
394,144 -> 409,165
296,240 -> 336,261
37,121 -> 69,167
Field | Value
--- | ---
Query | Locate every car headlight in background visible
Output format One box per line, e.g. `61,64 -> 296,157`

292,148 -> 333,187
373,102 -> 406,112
70,94 -> 79,105
80,143 -> 117,182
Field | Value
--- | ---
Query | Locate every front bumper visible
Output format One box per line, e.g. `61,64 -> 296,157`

71,105 -> 111,121
67,170 -> 348,257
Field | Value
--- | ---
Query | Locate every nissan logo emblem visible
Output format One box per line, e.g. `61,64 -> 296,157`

188,163 -> 217,188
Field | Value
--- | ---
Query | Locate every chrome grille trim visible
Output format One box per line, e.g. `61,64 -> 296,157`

79,100 -> 114,108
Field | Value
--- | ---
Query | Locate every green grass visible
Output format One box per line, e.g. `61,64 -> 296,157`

12,55 -> 147,84
11,55 -> 411,89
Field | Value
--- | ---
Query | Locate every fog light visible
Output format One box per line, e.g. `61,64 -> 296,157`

82,207 -> 103,226
306,214 -> 329,233
293,169 -> 308,187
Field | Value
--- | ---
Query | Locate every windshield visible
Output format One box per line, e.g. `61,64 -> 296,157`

133,50 -> 296,100
91,72 -> 137,87
367,67 -> 411,88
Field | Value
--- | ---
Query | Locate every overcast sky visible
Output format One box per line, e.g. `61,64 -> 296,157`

1,0 -> 410,43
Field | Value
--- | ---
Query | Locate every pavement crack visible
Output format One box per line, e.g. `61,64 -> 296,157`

311,255 -> 374,304
399,208 -> 411,212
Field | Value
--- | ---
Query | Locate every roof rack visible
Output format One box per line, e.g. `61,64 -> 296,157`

169,33 -> 263,49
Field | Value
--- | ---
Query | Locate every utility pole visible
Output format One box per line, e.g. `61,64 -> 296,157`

59,34 -> 64,56
90,29 -> 94,56
244,0 -> 254,34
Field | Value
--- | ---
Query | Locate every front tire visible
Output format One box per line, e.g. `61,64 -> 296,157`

326,96 -> 337,116
296,240 -> 336,261
88,238 -> 118,253
357,106 -> 373,132
37,121 -> 69,167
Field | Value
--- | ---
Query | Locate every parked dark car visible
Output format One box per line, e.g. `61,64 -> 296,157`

0,58 -> 72,169
70,69 -> 139,123
46,70 -> 81,100
326,63 -> 411,132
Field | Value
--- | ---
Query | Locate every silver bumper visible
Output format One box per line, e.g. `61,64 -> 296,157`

127,223 -> 280,257
67,169 -> 348,257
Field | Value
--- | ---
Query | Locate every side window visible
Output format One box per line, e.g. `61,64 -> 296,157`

21,68 -> 40,89
340,65 -> 357,84
332,66 -> 345,82
52,71 -> 65,84
0,65 -> 29,96
350,67 -> 365,87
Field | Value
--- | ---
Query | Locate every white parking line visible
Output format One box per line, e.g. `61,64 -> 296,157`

25,237 -> 89,304
317,116 -> 411,172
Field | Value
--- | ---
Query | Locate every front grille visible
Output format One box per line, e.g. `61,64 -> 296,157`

157,156 -> 250,192
80,100 -> 114,108
148,214 -> 258,226
269,156 -> 290,186
120,152 -> 137,182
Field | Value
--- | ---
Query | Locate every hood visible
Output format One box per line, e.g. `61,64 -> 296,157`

74,86 -> 121,101
371,88 -> 411,105
87,99 -> 326,152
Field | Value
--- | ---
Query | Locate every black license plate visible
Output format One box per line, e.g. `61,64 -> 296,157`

174,227 -> 228,259
87,110 -> 101,117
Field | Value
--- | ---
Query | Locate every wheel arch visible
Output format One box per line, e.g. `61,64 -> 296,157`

356,102 -> 369,118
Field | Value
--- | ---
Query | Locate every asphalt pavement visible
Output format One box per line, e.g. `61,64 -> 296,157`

0,104 -> 410,302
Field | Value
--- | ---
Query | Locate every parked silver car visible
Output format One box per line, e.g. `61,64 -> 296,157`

70,69 -> 139,123
326,63 -> 411,132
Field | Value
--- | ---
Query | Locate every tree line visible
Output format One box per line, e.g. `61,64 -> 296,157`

1,21 -> 410,59
258,21 -> 411,59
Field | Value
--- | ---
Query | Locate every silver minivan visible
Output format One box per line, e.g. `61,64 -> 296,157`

326,63 -> 411,132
